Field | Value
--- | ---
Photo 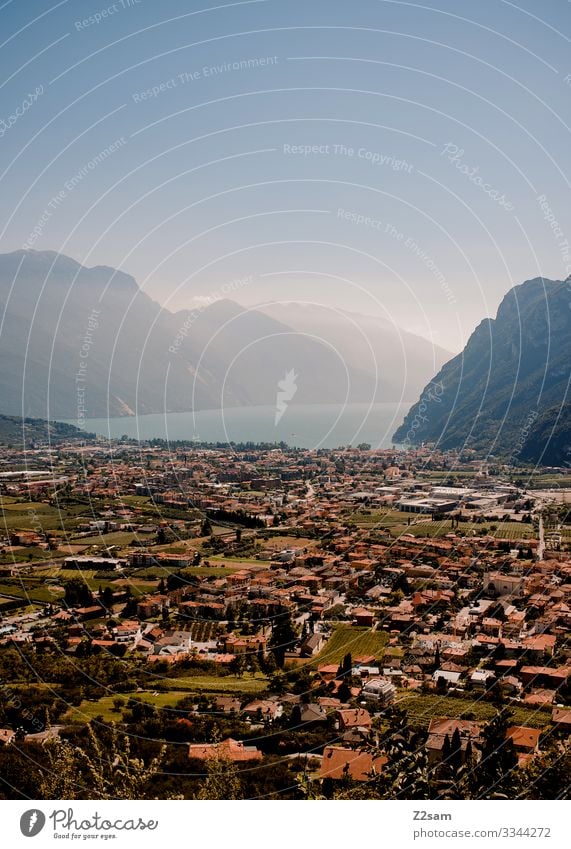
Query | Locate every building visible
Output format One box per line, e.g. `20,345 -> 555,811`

483,572 -> 525,599
361,678 -> 396,705
320,746 -> 387,781
64,556 -> 125,570
426,719 -> 482,763
188,737 -> 262,762
336,708 -> 372,731
397,498 -> 457,514
506,726 -> 541,766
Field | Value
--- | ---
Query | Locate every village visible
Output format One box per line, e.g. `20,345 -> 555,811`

0,437 -> 570,798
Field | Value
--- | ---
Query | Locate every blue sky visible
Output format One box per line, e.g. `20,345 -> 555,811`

0,0 -> 569,350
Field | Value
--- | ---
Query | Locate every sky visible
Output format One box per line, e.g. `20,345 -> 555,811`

0,0 -> 569,352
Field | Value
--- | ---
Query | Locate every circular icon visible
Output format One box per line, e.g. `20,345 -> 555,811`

20,810 -> 46,837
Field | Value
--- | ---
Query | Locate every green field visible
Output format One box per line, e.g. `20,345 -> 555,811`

63,691 -> 188,723
312,626 -> 389,666
4,569 -> 156,600
64,674 -> 268,723
398,692 -> 550,729
72,530 -> 156,548
115,496 -> 154,507
349,509 -> 410,527
160,673 -> 268,694
0,500 -> 87,531
0,546 -> 63,565
418,469 -> 474,481
186,565 -> 240,577
132,564 -> 239,580
0,580 -> 63,602
349,509 -> 535,541
524,475 -> 571,489
35,567 -> 124,590
111,581 -> 158,597
392,520 -> 534,540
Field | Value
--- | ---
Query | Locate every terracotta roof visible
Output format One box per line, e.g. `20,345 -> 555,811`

320,746 -> 387,780
426,719 -> 482,751
188,737 -> 262,762
506,726 -> 541,751
336,708 -> 372,728
318,664 -> 340,675
552,708 -> 571,725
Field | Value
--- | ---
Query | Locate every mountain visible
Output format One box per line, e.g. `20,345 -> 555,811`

0,249 -> 204,420
0,250 -> 448,422
518,404 -> 571,467
0,414 -> 93,446
260,302 -> 452,402
393,276 -> 571,464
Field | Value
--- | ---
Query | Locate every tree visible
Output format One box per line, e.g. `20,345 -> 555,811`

102,587 -> 114,610
40,740 -> 84,799
229,655 -> 246,678
468,708 -> 519,799
436,675 -> 447,694
64,578 -> 93,608
261,652 -> 277,676
442,733 -> 451,763
436,736 -> 475,800
40,724 -> 166,800
269,611 -> 297,667
373,707 -> 433,800
196,755 -> 244,800
520,745 -> 571,800
450,727 -> 463,772
338,652 -> 353,680
492,641 -> 506,661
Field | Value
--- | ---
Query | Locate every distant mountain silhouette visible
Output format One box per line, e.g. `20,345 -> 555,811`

393,276 -> 571,465
260,302 -> 451,403
0,250 -> 451,422
0,414 -> 92,446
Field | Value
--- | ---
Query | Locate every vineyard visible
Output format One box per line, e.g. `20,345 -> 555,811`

189,621 -> 221,642
398,692 -> 550,730
349,510 -> 535,541
312,625 -> 389,666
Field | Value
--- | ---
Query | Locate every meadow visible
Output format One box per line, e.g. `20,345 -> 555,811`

311,625 -> 389,666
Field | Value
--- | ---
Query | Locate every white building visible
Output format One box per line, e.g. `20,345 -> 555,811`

361,678 -> 396,704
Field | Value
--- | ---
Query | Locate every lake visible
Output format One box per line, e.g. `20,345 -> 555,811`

79,402 -> 411,449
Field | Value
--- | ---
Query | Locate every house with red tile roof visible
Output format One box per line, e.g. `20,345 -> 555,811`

320,746 -> 387,781
188,737 -> 262,762
336,708 -> 372,731
426,719 -> 482,764
506,725 -> 541,766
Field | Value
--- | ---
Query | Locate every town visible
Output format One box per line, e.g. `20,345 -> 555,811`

0,437 -> 570,799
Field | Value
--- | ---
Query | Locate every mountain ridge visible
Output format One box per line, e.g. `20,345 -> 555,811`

0,250 -> 447,421
393,276 -> 571,464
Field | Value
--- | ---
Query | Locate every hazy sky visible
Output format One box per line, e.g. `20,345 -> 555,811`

1,0 -> 569,351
